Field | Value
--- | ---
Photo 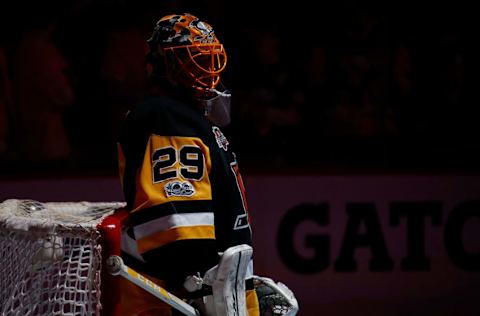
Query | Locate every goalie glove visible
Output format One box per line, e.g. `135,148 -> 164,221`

254,276 -> 299,316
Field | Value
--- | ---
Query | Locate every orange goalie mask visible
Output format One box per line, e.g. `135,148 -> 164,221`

147,13 -> 227,94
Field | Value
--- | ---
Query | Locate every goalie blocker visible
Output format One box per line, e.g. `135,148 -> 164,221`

109,244 -> 298,316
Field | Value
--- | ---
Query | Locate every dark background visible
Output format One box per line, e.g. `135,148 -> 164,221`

0,2 -> 478,315
0,0 -> 476,176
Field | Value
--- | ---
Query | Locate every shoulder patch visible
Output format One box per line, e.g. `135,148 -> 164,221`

212,126 -> 229,151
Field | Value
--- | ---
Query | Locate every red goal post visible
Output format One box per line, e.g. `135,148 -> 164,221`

0,199 -> 128,316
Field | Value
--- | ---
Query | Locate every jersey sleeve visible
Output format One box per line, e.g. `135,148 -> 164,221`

117,97 -> 220,288
128,133 -> 214,254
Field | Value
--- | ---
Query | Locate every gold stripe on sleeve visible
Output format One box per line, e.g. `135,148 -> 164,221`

137,225 -> 215,253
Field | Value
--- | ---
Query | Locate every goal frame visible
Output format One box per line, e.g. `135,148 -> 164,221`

97,208 -> 128,316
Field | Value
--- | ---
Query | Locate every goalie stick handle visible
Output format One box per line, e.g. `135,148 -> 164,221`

106,255 -> 200,316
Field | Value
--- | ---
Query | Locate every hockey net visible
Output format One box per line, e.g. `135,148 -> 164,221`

0,199 -> 126,316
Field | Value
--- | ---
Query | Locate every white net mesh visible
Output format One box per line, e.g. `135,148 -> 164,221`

0,199 -> 125,316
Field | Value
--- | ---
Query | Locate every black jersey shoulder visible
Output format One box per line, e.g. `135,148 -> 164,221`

123,96 -> 212,139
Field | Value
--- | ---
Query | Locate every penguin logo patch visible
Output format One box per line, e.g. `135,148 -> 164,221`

212,126 -> 229,151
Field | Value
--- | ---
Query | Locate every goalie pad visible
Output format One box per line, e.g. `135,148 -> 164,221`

254,276 -> 299,316
201,244 -> 253,316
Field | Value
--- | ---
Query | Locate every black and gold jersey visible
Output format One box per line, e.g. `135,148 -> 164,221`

117,95 -> 253,288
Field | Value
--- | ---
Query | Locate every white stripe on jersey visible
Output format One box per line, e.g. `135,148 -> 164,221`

133,212 -> 214,239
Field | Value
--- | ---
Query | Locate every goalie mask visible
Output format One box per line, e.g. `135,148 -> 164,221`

147,13 -> 227,93
147,13 -> 231,126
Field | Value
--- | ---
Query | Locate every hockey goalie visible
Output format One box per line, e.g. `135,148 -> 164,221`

112,12 -> 298,316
